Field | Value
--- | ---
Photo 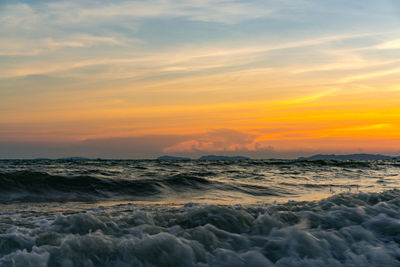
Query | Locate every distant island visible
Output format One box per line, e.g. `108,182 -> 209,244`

299,153 -> 398,161
31,154 -> 399,161
157,155 -> 251,161
198,155 -> 250,160
58,157 -> 91,160
157,155 -> 192,161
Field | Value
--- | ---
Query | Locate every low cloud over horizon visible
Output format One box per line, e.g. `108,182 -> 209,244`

1,129 -> 399,159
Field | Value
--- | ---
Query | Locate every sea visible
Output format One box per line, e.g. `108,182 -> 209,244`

0,159 -> 399,266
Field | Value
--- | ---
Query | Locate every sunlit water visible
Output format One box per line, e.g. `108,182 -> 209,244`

0,159 -> 399,266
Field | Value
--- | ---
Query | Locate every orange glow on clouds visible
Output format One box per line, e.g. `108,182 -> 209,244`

1,0 -> 400,158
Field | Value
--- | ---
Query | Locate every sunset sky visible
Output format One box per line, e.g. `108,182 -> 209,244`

1,0 -> 400,158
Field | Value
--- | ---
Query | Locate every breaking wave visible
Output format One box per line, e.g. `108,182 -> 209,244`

0,171 -> 286,202
1,190 -> 400,266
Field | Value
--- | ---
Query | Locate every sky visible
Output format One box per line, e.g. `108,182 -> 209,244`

1,0 -> 400,159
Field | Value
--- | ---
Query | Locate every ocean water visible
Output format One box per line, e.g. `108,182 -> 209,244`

0,159 -> 399,266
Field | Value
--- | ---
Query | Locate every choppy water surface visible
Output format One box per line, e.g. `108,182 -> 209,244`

0,159 -> 399,266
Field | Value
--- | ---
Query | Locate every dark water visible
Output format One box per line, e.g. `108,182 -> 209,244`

0,159 -> 399,266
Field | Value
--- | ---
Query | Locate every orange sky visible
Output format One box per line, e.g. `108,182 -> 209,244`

1,0 -> 400,158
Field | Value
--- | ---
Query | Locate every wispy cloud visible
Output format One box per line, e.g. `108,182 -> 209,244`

340,67 -> 400,83
42,0 -> 284,24
1,31 -> 391,78
0,35 -> 128,57
376,38 -> 400,50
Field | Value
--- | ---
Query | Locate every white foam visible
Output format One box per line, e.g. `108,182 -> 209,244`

1,190 -> 400,266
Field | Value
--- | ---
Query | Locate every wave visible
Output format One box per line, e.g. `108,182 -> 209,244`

246,159 -> 392,169
0,171 -> 285,203
0,171 -> 160,202
1,190 -> 400,266
0,171 -> 214,202
0,159 -> 398,203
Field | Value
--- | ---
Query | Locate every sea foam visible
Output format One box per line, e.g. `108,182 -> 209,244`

1,190 -> 400,266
